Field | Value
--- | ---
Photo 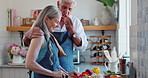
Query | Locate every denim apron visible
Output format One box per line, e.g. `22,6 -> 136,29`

52,31 -> 74,72
31,37 -> 60,78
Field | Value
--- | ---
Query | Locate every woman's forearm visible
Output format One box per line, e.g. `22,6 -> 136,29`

25,61 -> 54,76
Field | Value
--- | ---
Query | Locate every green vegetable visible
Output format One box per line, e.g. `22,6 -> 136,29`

103,70 -> 122,75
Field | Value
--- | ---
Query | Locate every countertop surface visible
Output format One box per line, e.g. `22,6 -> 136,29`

0,63 -> 25,68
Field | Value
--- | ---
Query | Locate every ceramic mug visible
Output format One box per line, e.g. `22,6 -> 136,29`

104,61 -> 118,72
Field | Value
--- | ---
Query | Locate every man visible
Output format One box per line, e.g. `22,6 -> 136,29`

23,0 -> 88,73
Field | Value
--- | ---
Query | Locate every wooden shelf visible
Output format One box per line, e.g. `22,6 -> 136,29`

90,55 -> 106,58
90,35 -> 111,37
6,25 -> 117,31
90,62 -> 105,65
6,26 -> 31,46
84,25 -> 117,30
6,26 -> 31,31
90,49 -> 111,51
90,42 -> 111,44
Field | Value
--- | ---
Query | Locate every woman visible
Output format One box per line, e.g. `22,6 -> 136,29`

25,5 -> 68,78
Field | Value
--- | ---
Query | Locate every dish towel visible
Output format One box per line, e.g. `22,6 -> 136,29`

50,33 -> 67,57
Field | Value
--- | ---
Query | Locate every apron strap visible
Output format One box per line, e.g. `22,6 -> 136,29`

50,33 -> 66,57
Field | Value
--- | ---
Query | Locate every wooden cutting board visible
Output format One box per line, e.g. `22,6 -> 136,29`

8,63 -> 25,65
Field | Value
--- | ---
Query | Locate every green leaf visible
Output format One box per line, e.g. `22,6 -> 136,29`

107,70 -> 112,73
104,0 -> 115,7
8,48 -> 11,52
9,53 -> 13,59
96,0 -> 103,2
96,0 -> 115,7
19,46 -> 22,49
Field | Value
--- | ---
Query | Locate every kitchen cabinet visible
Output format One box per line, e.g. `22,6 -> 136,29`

0,64 -> 29,78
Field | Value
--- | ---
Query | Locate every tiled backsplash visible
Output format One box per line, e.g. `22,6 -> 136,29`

0,29 -> 116,64
0,32 -> 21,65
130,0 -> 148,77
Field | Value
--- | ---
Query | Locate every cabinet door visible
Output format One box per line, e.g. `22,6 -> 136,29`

0,68 -> 29,78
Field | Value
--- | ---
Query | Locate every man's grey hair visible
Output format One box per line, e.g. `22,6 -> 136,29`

58,0 -> 76,3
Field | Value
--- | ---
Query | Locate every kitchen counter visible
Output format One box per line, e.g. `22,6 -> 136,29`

0,63 -> 29,78
0,64 -> 25,68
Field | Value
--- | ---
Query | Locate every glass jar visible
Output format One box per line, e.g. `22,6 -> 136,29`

15,16 -> 22,26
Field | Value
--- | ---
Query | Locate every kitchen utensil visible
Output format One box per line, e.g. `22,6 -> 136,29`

104,50 -> 112,62
111,47 -> 118,62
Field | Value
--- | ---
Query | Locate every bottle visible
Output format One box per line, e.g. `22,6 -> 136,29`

100,39 -> 109,43
94,16 -> 99,25
15,16 -> 22,26
98,46 -> 103,50
26,17 -> 30,24
103,44 -> 110,49
92,46 -> 99,50
93,52 -> 99,57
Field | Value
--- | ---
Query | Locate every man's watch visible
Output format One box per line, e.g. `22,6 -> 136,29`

72,33 -> 78,38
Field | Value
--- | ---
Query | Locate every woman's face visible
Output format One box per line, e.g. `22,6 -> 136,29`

46,15 -> 61,32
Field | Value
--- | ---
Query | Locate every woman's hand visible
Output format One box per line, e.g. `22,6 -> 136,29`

52,70 -> 68,78
68,71 -> 80,78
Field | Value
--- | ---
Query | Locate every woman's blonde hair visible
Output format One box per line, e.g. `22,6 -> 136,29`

32,5 -> 62,41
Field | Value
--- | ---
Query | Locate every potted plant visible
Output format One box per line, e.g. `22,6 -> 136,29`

96,0 -> 115,7
96,0 -> 116,25
8,43 -> 28,64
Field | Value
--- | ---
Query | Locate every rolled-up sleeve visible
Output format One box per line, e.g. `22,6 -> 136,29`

73,17 -> 88,52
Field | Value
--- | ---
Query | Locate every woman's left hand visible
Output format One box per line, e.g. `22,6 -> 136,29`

68,71 -> 80,78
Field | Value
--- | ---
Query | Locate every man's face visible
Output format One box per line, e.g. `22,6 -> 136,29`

58,1 -> 75,17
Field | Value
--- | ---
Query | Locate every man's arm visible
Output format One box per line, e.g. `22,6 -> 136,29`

71,34 -> 82,46
64,16 -> 83,47
23,27 -> 44,46
64,16 -> 88,51
72,26 -> 88,52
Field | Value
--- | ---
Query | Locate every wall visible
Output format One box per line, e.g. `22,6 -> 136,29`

0,0 -> 13,65
11,0 -> 115,25
0,0 -> 116,64
130,0 -> 148,78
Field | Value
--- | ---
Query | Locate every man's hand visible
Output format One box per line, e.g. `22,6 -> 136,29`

63,16 -> 82,47
64,16 -> 75,36
23,27 -> 44,46
26,27 -> 44,39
